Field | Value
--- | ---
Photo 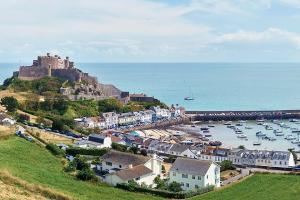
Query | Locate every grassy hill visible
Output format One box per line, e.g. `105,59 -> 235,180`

1,136 -> 300,200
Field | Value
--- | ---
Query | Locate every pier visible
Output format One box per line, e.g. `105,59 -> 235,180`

186,110 -> 300,121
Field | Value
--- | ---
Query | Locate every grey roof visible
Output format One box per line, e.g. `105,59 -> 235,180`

102,150 -> 150,166
170,157 -> 213,176
88,134 -> 106,144
240,150 -> 290,161
169,144 -> 190,153
113,165 -> 153,181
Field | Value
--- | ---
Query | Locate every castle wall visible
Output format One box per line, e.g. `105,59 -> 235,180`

38,55 -> 65,69
51,68 -> 82,82
18,66 -> 49,80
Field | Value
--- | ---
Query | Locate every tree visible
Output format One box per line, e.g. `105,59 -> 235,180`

168,181 -> 182,192
74,156 -> 89,170
98,98 -> 123,113
220,160 -> 236,172
76,168 -> 95,181
154,176 -> 167,190
18,113 -> 30,122
238,145 -> 245,149
52,118 -> 65,131
1,96 -> 19,112
129,146 -> 138,154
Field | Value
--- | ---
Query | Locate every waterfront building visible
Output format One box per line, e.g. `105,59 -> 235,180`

228,149 -> 295,168
169,157 -> 220,191
198,147 -> 230,162
167,143 -> 197,158
102,112 -> 118,129
118,112 -> 137,126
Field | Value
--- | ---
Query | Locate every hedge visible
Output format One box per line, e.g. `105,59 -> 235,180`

116,183 -> 214,199
66,147 -> 108,156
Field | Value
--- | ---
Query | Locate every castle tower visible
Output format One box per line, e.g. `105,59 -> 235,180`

48,65 -> 52,77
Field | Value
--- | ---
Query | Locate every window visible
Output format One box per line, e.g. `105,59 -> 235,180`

207,175 -> 209,179
173,172 -> 176,177
106,162 -> 112,166
135,177 -> 140,181
195,185 -> 199,189
192,175 -> 195,179
182,174 -> 188,178
186,183 -> 189,188
119,165 -> 122,168
181,182 -> 184,186
198,176 -> 201,180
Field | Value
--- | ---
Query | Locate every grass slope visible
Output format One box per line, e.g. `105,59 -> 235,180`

0,137 -> 161,200
1,137 -> 300,200
193,174 -> 300,200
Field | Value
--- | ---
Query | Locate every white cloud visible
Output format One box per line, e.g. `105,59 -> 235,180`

214,28 -> 300,48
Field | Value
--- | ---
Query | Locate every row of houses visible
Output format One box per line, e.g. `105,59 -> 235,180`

145,140 -> 295,169
75,106 -> 185,130
99,150 -> 220,191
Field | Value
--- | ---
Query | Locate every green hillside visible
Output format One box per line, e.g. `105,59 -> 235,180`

1,136 -> 300,200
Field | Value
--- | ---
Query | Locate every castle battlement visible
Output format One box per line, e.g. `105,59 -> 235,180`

16,53 -> 97,85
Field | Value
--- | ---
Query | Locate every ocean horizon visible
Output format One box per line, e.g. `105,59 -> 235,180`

1,62 -> 300,111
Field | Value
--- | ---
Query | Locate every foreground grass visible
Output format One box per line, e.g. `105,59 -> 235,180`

1,137 -> 300,200
193,173 -> 300,200
0,137 -> 161,200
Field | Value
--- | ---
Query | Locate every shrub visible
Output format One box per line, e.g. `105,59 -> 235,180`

0,96 -> 19,112
74,156 -> 89,171
220,160 -> 236,172
76,168 -> 96,181
111,142 -> 128,152
168,181 -> 182,192
116,183 -> 214,199
46,143 -> 65,156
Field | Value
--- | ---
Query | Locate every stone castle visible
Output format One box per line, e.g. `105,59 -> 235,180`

14,53 -> 98,85
13,53 -> 126,101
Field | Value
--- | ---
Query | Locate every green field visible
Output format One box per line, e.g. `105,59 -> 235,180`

1,136 -> 300,200
0,137 -> 161,200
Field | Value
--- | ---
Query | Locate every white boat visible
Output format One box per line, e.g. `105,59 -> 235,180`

273,129 -> 283,133
208,125 -> 215,128
245,126 -> 253,129
290,119 -> 299,123
235,130 -> 243,134
224,121 -> 232,125
265,125 -> 273,130
239,120 -> 247,123
256,131 -> 266,137
253,141 -> 261,146
292,129 -> 300,133
257,119 -> 265,122
291,140 -> 300,144
269,137 -> 277,141
237,134 -> 247,139
285,135 -> 296,140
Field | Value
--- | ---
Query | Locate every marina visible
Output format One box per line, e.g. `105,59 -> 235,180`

178,119 -> 300,151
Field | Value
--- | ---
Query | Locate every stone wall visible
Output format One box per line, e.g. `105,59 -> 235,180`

18,66 -> 49,80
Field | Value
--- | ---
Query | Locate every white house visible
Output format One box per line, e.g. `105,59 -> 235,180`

1,118 -> 16,125
139,110 -> 154,123
81,117 -> 106,129
228,149 -> 295,168
118,112 -> 137,126
151,106 -> 171,120
102,112 -> 118,129
101,150 -> 163,187
74,134 -> 112,149
198,147 -> 230,163
169,157 -> 220,191
167,144 -> 197,159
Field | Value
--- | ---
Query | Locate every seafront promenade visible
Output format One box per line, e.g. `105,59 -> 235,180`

186,110 -> 300,121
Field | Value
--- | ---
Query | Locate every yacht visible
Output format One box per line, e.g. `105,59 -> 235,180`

245,126 -> 253,129
290,119 -> 299,123
253,141 -> 262,146
292,129 -> 300,133
208,125 -> 215,128
269,137 -> 277,141
239,120 -> 247,123
184,97 -> 194,101
237,134 -> 247,139
256,131 -> 266,137
224,121 -> 232,126
291,140 -> 300,144
235,130 -> 243,134
257,119 -> 265,123
285,135 -> 296,140
265,125 -> 273,130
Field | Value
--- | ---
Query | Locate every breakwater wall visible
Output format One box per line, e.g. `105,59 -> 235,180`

186,110 -> 300,121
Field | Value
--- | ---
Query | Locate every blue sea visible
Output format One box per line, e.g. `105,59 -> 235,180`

1,63 -> 300,111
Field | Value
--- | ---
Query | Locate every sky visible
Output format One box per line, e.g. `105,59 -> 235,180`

1,0 -> 300,62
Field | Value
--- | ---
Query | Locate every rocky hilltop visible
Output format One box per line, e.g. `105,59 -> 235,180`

13,53 -> 124,101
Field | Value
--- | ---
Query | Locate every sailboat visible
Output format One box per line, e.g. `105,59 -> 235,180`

184,86 -> 195,101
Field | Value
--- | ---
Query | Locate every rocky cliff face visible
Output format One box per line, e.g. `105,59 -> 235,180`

98,83 -> 122,97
